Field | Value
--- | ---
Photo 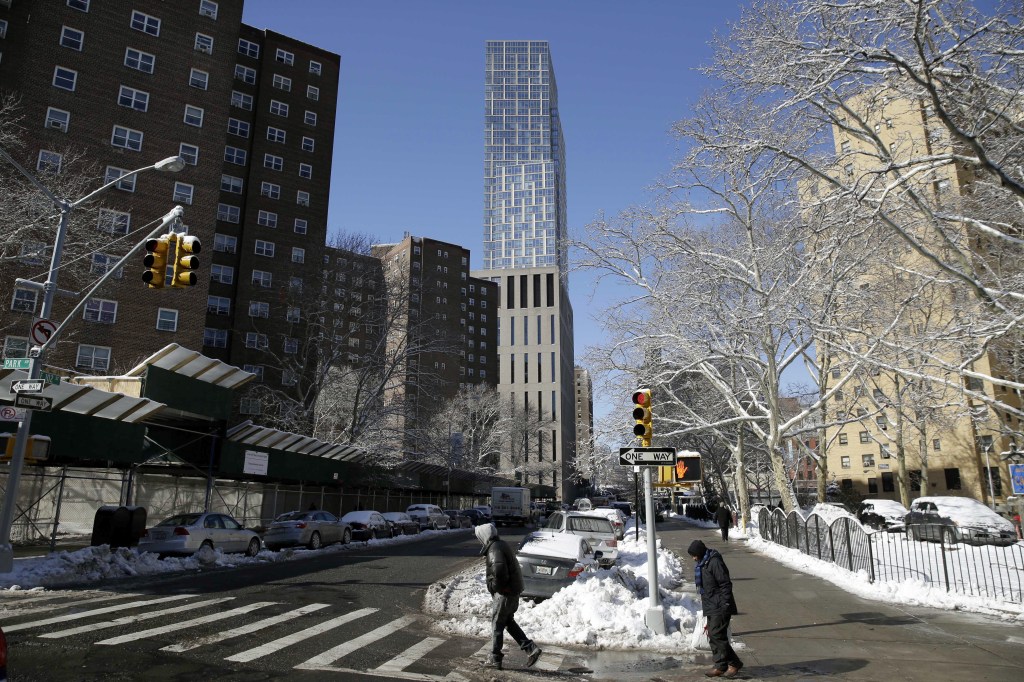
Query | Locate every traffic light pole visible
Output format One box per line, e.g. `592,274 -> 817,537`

642,464 -> 666,634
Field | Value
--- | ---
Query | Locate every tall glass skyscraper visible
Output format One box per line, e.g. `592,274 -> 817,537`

483,41 -> 567,271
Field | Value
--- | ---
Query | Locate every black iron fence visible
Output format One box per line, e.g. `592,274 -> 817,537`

757,507 -> 1024,605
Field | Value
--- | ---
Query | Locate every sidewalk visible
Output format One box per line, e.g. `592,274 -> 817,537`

637,520 -> 1024,681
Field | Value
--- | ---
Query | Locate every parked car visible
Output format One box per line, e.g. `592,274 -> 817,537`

516,531 -> 600,599
263,510 -> 352,550
589,507 -> 627,540
138,512 -> 261,557
406,504 -> 450,530
382,512 -> 421,535
905,496 -> 1018,546
610,501 -> 633,518
572,497 -> 593,511
543,511 -> 618,567
472,505 -> 492,522
443,509 -> 473,528
460,508 -> 486,525
857,499 -> 909,532
340,511 -> 394,541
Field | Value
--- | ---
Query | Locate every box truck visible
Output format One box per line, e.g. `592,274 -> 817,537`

491,486 -> 531,526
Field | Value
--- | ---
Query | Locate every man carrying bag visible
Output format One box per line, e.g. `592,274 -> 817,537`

688,539 -> 743,678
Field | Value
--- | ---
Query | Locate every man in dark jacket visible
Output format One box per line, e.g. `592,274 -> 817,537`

475,523 -> 542,670
688,539 -> 743,678
715,504 -> 733,541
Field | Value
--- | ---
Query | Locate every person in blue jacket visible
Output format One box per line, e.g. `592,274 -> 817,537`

688,539 -> 743,678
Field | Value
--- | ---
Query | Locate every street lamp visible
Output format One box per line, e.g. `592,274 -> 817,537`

0,148 -> 184,573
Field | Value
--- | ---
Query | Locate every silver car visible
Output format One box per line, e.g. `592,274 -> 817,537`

517,531 -> 599,599
138,512 -> 261,557
406,504 -> 450,530
263,510 -> 353,550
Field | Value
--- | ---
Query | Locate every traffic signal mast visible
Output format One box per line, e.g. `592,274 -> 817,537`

632,389 -> 652,447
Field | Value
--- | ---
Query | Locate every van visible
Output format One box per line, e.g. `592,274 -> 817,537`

572,498 -> 593,511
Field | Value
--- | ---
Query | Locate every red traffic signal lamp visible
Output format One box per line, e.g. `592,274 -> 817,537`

142,235 -> 172,288
171,235 -> 201,287
632,389 -> 652,446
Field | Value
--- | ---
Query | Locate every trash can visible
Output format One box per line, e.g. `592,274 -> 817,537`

91,506 -> 147,548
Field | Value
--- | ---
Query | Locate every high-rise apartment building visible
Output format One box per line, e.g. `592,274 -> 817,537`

0,1 -> 338,391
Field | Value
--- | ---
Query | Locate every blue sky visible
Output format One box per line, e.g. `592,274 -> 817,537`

242,0 -> 745,418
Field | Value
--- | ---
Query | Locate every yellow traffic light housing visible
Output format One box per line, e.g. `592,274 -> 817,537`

143,234 -> 172,288
632,389 -> 652,447
171,235 -> 201,288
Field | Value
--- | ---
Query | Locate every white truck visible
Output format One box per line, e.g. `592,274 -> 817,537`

491,486 -> 531,526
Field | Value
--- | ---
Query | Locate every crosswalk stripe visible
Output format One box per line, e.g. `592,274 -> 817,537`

0,592 -> 140,616
373,636 -> 445,673
225,607 -> 377,663
161,603 -> 331,652
3,594 -> 196,632
294,615 -> 416,669
95,601 -> 277,646
40,598 -> 235,639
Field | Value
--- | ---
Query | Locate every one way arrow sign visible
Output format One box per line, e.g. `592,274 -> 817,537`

619,447 -> 676,466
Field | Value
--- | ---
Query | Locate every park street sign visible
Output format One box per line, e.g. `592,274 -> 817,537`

3,358 -> 31,370
13,393 -> 52,412
11,380 -> 44,394
619,447 -> 676,466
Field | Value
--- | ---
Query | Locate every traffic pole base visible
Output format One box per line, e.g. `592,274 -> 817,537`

645,605 -> 667,635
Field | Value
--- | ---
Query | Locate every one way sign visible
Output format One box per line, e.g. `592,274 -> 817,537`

11,380 -> 44,394
619,447 -> 676,466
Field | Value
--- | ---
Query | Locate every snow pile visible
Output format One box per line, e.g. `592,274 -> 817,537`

426,530 -> 704,651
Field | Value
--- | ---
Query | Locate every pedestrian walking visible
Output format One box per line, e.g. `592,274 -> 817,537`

475,523 -> 542,670
688,539 -> 743,678
715,504 -> 733,542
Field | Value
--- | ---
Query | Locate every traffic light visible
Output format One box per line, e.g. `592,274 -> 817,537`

143,234 -> 172,288
171,235 -> 201,288
632,388 -> 652,447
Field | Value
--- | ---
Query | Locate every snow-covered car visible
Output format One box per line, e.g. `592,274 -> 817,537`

406,504 -> 450,530
340,511 -> 393,541
137,512 -> 261,557
543,511 -> 618,567
516,531 -> 600,599
586,507 -> 627,540
905,496 -> 1017,546
857,499 -> 908,532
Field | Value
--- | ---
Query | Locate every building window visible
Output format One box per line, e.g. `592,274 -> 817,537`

264,154 -> 283,171
207,295 -> 230,315
261,182 -> 280,199
234,64 -> 256,84
838,433 -> 848,445
282,369 -> 298,386
272,74 -> 291,91
270,100 -> 289,117
882,472 -> 895,492
859,430 -> 870,444
238,38 -> 259,58
53,66 -> 78,91
244,333 -> 268,349
307,85 -> 319,101
111,125 -> 143,151
194,33 -> 214,54
67,0 -> 90,11
156,308 -> 178,332
11,289 -> 38,313
172,182 -> 194,205
117,85 -> 149,111
217,203 -> 240,223
294,219 -> 307,235
283,338 -> 299,354
231,91 -> 253,110
199,1 -> 218,19
252,270 -> 272,287
291,247 -> 305,264
840,456 -> 850,469
275,48 -> 294,65
227,118 -> 250,138
932,438 -> 941,451
81,296 -> 116,323
203,328 -> 228,348
304,110 -> 317,126
210,264 -> 234,284
239,398 -> 261,414
60,26 -> 85,51
254,240 -> 275,257
248,301 -> 269,318
309,60 -> 321,75
213,233 -> 237,253
189,68 -> 209,90
298,163 -> 312,179
868,478 -> 878,494
875,415 -> 887,430
44,107 -> 70,132
75,344 -> 112,372
862,454 -> 875,468
843,163 -> 854,177
224,146 -> 247,165
97,208 -> 130,234
296,190 -> 309,206
124,48 -> 155,73
944,468 -> 962,490
301,136 -> 315,152
37,150 -> 62,173
218,176 -> 243,195
266,126 -> 286,143
257,210 -> 277,228
179,143 -> 199,166
242,364 -> 264,381
183,105 -> 204,127
130,10 -> 160,37
986,468 -> 1003,497
3,337 -> 29,359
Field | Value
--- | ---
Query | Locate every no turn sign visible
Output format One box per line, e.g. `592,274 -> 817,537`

30,318 -> 57,346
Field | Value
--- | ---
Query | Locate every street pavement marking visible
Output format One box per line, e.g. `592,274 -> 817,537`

294,615 -> 416,669
161,602 -> 331,652
3,594 -> 196,632
373,636 -> 446,673
40,598 -> 235,639
95,601 -> 277,645
0,592 -> 140,616
225,607 -> 378,663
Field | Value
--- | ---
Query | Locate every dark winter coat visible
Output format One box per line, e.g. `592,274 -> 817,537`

477,525 -> 524,596
715,506 -> 733,529
696,549 -> 738,617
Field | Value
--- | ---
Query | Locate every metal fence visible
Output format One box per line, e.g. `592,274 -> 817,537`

757,507 -> 1024,605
